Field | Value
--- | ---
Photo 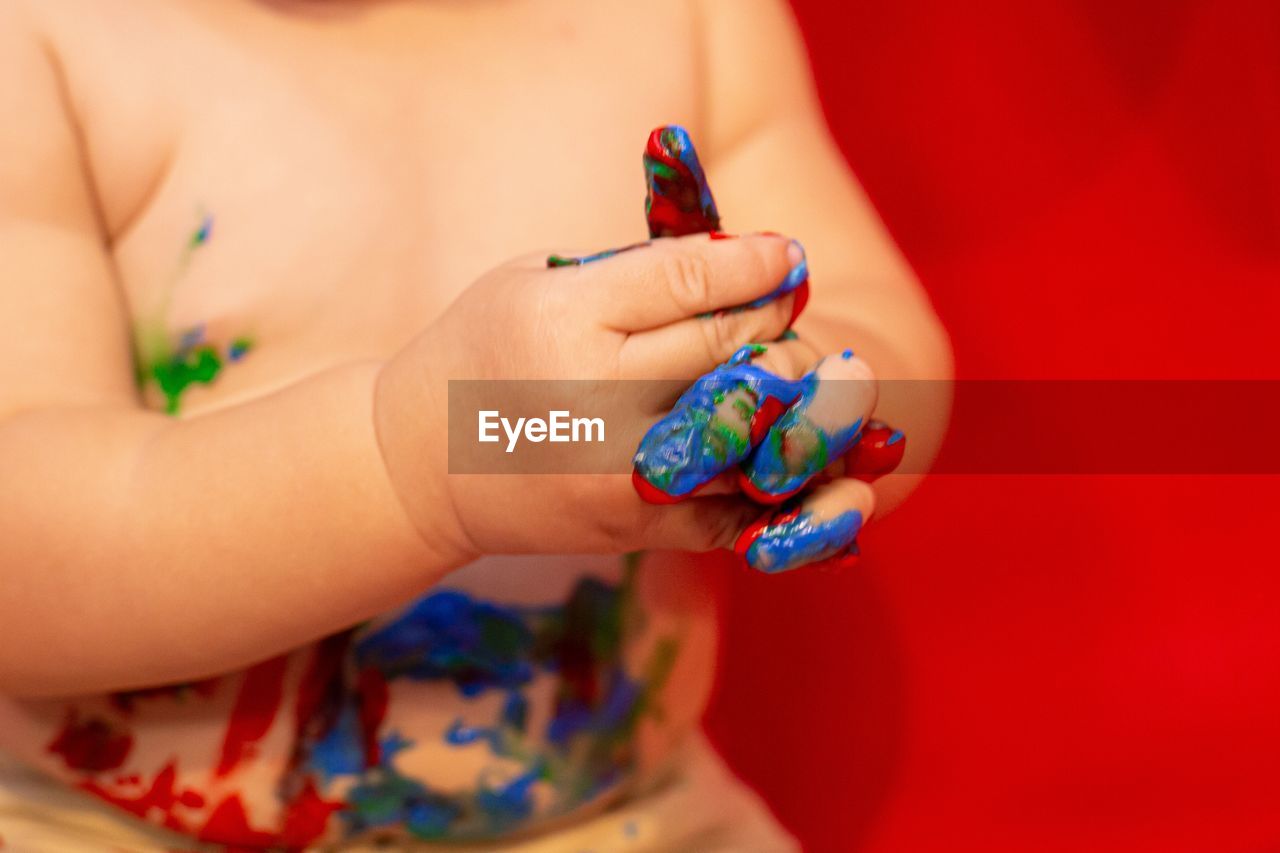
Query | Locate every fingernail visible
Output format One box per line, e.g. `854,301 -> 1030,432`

787,239 -> 806,270
778,240 -> 809,296
734,504 -> 864,574
734,239 -> 809,312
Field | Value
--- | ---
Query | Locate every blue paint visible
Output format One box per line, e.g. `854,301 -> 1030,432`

633,345 -> 802,499
741,367 -> 866,499
737,249 -> 807,311
887,430 -> 905,446
191,213 -> 213,248
842,349 -> 854,360
354,590 -> 537,696
177,325 -> 206,353
547,241 -> 650,267
745,508 -> 864,574
476,763 -> 543,829
445,719 -> 507,753
645,125 -> 721,237
309,704 -> 372,781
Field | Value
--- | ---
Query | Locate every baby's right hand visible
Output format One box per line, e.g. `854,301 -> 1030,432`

374,232 -> 805,564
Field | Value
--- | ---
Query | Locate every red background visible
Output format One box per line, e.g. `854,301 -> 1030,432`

705,2 -> 1280,851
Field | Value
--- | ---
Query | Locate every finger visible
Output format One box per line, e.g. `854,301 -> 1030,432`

645,125 -> 722,238
632,346 -> 802,503
619,292 -> 799,379
833,420 -> 907,483
739,350 -> 878,504
570,232 -> 805,332
636,495 -> 766,553
734,478 -> 876,574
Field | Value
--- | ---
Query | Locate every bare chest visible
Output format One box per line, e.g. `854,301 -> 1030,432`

45,0 -> 699,412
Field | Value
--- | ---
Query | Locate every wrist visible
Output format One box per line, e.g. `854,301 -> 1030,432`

371,347 -> 480,569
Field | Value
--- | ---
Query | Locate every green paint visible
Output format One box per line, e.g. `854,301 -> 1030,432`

149,344 -> 223,415
131,211 -> 253,415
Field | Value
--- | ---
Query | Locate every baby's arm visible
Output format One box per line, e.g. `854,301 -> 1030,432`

697,0 -> 954,511
0,4 -> 447,697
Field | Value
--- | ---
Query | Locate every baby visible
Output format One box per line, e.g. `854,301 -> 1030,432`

0,0 -> 951,850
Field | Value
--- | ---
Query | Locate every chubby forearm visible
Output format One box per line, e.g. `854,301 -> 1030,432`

0,361 -> 449,698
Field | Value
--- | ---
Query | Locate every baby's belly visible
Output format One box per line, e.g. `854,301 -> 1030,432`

0,553 -> 718,847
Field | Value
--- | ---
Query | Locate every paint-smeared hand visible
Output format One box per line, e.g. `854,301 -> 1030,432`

374,231 -> 810,563
633,339 -> 902,572
627,124 -> 905,573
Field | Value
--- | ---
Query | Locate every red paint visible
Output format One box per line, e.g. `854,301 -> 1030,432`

645,127 -> 721,237
736,470 -> 805,506
842,420 -> 906,483
46,711 -> 134,773
732,505 -> 800,564
198,794 -> 279,849
80,761 -> 201,832
279,777 -> 344,848
294,632 -> 351,741
631,469 -> 685,504
215,654 -> 289,778
748,394 -> 790,447
709,2 -> 1280,851
788,280 -> 810,325
356,667 -> 389,768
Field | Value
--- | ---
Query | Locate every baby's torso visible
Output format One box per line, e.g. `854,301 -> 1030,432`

0,0 -> 721,845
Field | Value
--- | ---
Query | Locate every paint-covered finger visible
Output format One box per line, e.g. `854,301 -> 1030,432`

585,233 -> 805,332
739,350 -> 878,504
632,345 -> 801,503
734,478 -> 876,574
620,293 -> 799,379
644,125 -> 722,238
836,420 -> 907,483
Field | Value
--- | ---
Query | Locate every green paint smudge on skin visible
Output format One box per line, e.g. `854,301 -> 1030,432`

131,212 -> 254,415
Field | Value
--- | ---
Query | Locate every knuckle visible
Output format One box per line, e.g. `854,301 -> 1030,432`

701,310 -> 740,364
661,251 -> 714,314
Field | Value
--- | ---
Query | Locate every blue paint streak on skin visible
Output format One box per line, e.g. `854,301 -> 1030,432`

887,430 -> 905,445
309,704 -> 370,781
546,241 -> 650,267
742,370 -> 866,498
633,345 -> 802,498
191,213 -> 213,248
737,248 -> 807,311
746,508 -> 864,574
177,325 -> 206,353
343,766 -> 461,840
476,762 -> 544,830
445,719 -> 506,753
354,590 -> 537,696
547,674 -> 641,746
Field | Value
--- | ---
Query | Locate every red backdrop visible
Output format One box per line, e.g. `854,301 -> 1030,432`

705,2 -> 1280,851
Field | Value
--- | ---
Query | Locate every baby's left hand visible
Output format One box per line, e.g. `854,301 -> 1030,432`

633,337 -> 904,573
